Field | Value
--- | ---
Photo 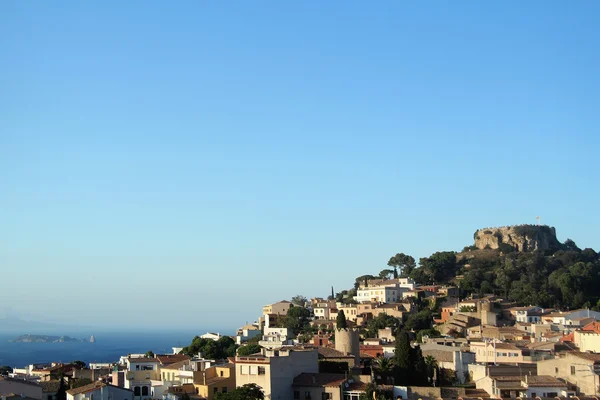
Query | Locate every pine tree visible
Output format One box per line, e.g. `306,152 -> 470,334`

336,310 -> 348,329
56,376 -> 67,400
393,330 -> 411,385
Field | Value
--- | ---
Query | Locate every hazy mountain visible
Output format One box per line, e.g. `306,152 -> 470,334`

0,316 -> 87,334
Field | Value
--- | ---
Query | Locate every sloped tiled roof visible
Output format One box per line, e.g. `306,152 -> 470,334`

293,373 -> 346,388
422,350 -> 454,363
156,354 -> 190,365
525,375 -> 566,388
66,381 -> 106,395
160,360 -> 189,371
40,381 -> 61,393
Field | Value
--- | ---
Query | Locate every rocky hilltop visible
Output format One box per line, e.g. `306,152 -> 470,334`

474,225 -> 561,252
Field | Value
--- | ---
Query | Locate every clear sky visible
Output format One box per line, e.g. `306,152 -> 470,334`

1,1 -> 599,332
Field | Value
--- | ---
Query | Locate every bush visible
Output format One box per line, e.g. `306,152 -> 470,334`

484,230 -> 493,235
498,243 -> 516,253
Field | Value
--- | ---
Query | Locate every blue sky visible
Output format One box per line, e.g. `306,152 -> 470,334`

1,1 -> 599,331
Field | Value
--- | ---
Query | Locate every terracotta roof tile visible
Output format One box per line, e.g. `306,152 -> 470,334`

293,373 -> 346,388
66,381 -> 106,395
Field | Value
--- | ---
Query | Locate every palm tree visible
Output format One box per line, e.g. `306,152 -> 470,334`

424,355 -> 438,385
372,357 -> 394,384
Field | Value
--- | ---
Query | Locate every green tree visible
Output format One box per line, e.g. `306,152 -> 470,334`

56,377 -> 67,400
419,251 -> 457,283
336,310 -> 348,330
71,360 -> 86,369
404,310 -> 432,331
282,306 -> 311,335
215,383 -> 264,400
291,295 -> 308,306
144,350 -> 154,358
0,366 -> 11,376
378,269 -> 394,280
363,313 -> 402,338
387,253 -> 416,278
416,329 -> 441,343
393,330 -> 411,385
424,355 -> 438,385
181,336 -> 238,359
372,357 -> 394,384
237,344 -> 262,356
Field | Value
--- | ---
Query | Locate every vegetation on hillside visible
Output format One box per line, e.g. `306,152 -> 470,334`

180,336 -> 237,359
403,237 -> 600,310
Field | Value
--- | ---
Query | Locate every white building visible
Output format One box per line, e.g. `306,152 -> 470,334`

542,309 -> 600,326
67,382 -> 133,400
236,324 -> 262,345
313,306 -> 331,320
199,332 -> 221,341
476,375 -> 570,399
354,286 -> 404,303
259,328 -> 292,349
514,306 -> 544,323
421,344 -> 475,384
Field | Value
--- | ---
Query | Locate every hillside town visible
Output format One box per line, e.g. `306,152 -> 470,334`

2,267 -> 600,400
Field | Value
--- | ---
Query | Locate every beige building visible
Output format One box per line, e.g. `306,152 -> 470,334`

538,352 -> 600,396
335,304 -> 358,322
574,331 -> 600,353
193,364 -> 236,400
124,357 -> 161,399
262,301 -> 292,316
470,342 -> 524,364
235,347 -> 318,400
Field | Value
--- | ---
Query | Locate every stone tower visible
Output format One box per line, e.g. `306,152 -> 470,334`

335,328 -> 360,367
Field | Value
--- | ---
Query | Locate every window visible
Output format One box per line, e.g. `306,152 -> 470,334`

220,371 -> 224,377
134,387 -> 141,396
222,387 -> 227,393
571,365 -> 576,375
305,391 -> 311,399
294,391 -> 300,400
322,394 -> 332,400
141,387 -> 149,396
531,393 -> 536,398
213,387 -> 218,394
555,367 -> 559,373
546,393 -> 557,397
136,365 -> 140,371
48,396 -> 53,400
258,366 -> 266,375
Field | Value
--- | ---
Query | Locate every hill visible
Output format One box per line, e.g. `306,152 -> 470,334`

404,225 -> 600,310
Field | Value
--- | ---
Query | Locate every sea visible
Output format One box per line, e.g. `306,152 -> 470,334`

0,330 -> 217,368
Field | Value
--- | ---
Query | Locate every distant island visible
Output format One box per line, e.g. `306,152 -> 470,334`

9,334 -> 89,343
